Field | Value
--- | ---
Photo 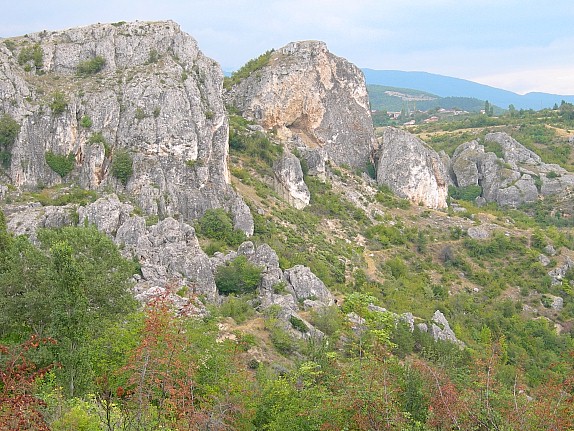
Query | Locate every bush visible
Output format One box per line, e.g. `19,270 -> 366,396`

50,92 -> 68,114
196,208 -> 246,247
219,295 -> 255,323
0,114 -> 20,168
45,151 -> 75,177
215,255 -> 262,295
224,50 -> 274,90
448,184 -> 483,201
111,150 -> 133,185
79,115 -> 92,128
76,56 -> 105,76
289,315 -> 309,333
17,43 -> 43,71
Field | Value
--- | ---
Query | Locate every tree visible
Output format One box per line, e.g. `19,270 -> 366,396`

215,256 -> 262,295
110,150 -> 133,186
508,104 -> 516,117
49,241 -> 89,397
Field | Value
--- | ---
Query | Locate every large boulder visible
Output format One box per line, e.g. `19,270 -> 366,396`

376,127 -> 449,209
225,41 -> 377,169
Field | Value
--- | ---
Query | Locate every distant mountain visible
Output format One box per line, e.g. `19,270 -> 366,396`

362,69 -> 574,110
367,84 -> 497,113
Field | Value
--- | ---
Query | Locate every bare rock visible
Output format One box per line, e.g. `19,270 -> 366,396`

430,310 -> 464,347
467,226 -> 491,240
78,194 -> 133,236
273,152 -> 310,209
226,40 -> 376,168
376,127 -> 448,209
1,20 -> 252,234
284,265 -> 334,306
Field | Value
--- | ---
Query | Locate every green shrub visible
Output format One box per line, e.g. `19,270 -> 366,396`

219,295 -> 255,323
289,315 -> 309,333
17,43 -> 43,71
268,321 -> 297,354
0,114 -> 20,168
146,49 -> 159,64
135,107 -> 146,120
79,115 -> 93,128
215,255 -> 262,295
375,185 -> 411,209
224,50 -> 274,90
546,171 -> 560,179
448,184 -> 483,201
111,150 -> 133,185
196,208 -> 247,247
76,56 -> 105,76
45,151 -> 75,177
50,92 -> 68,114
88,132 -> 106,144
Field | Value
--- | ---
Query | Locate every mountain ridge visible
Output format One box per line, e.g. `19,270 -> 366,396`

362,68 -> 574,110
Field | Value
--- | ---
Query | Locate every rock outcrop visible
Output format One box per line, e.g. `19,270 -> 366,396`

450,132 -> 574,207
225,41 -> 377,169
0,20 -> 252,234
273,152 -> 310,209
376,127 -> 448,209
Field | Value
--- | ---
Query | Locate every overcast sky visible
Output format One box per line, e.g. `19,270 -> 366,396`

2,0 -> 574,95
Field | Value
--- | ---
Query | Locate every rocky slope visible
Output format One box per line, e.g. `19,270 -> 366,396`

449,132 -> 574,207
225,40 -> 377,170
0,20 -> 252,233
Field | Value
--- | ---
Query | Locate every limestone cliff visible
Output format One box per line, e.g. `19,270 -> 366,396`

376,127 -> 449,209
0,20 -> 252,233
225,41 -> 376,169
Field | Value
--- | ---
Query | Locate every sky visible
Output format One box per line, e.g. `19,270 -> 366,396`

2,0 -> 574,95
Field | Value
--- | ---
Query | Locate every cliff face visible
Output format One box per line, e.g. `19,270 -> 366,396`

376,127 -> 449,209
0,20 -> 252,233
225,41 -> 377,169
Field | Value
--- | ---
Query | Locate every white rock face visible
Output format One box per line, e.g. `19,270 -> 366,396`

273,152 -> 310,209
0,20 -> 252,234
376,127 -> 448,209
226,41 -> 377,169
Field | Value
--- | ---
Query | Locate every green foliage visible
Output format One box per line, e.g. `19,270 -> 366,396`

0,114 -> 20,168
219,295 -> 255,324
196,208 -> 247,249
49,92 -> 68,114
17,43 -> 43,71
229,122 -> 283,170
365,223 -> 415,249
76,56 -> 105,76
27,186 -> 97,207
45,151 -> 75,177
448,184 -> 483,201
110,150 -> 133,186
146,48 -> 159,64
134,107 -> 146,120
289,315 -> 308,333
306,176 -> 368,224
375,184 -> 411,209
215,255 -> 262,295
224,49 -> 274,90
79,115 -> 92,128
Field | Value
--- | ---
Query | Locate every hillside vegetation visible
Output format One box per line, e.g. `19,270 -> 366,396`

2,38 -> 574,430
